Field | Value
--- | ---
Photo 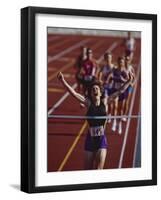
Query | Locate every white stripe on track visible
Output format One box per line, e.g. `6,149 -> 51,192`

48,36 -> 60,42
48,83 -> 77,115
97,42 -> 118,62
118,60 -> 141,168
48,39 -> 90,63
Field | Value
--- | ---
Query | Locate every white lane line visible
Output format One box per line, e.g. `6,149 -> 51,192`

108,41 -> 118,52
97,42 -> 118,62
48,36 -> 60,42
132,106 -> 141,167
118,59 -> 141,168
48,83 -> 77,115
48,41 -> 119,115
48,38 -> 71,52
48,39 -> 90,63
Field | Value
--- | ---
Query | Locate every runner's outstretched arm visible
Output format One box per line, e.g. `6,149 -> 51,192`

57,72 -> 87,105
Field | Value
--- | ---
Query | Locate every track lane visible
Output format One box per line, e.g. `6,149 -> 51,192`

121,39 -> 141,168
47,34 -> 141,172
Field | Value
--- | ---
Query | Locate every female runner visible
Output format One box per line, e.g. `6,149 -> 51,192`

112,56 -> 128,134
75,46 -> 87,93
98,52 -> 115,123
123,55 -> 136,116
81,48 -> 98,95
57,71 -> 132,169
124,31 -> 135,62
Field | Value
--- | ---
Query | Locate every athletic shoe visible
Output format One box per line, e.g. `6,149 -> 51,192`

122,117 -> 127,122
107,113 -> 112,123
118,121 -> 122,135
112,119 -> 117,132
80,103 -> 85,108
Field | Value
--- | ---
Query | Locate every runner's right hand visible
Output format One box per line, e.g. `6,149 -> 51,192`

57,72 -> 64,81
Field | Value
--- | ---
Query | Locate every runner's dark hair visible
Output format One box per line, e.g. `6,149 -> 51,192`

87,80 -> 105,100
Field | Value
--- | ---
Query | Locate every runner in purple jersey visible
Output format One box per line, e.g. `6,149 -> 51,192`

112,56 -> 129,134
57,71 -> 132,169
98,52 -> 115,124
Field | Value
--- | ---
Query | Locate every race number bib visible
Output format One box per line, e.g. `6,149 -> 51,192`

89,126 -> 104,137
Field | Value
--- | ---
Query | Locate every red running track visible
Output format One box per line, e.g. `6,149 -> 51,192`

47,33 -> 141,172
